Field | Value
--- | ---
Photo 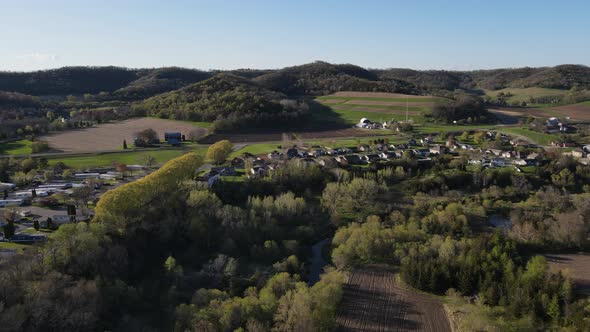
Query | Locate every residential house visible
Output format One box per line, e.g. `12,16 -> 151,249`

267,151 -> 282,160
491,158 -> 506,167
344,154 -> 364,165
231,157 -> 245,167
358,144 -> 371,152
512,159 -> 528,166
564,149 -> 584,159
428,145 -> 447,155
286,148 -> 300,159
362,154 -> 381,163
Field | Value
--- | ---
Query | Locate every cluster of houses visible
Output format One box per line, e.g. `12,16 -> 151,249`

0,165 -> 153,246
546,117 -> 573,133
356,117 -> 409,130
199,125 -> 590,185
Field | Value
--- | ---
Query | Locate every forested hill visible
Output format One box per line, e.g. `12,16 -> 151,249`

0,66 -> 139,95
113,67 -> 212,100
253,61 -> 417,95
135,73 -> 310,132
1,62 -> 589,97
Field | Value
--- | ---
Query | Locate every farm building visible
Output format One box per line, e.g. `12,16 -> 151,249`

164,132 -> 182,146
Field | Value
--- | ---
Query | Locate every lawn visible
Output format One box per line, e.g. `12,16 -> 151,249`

414,123 -> 495,134
498,127 -> 559,145
47,147 -> 207,169
229,135 -> 411,158
0,139 -> 32,155
230,143 -> 281,157
0,241 -> 30,253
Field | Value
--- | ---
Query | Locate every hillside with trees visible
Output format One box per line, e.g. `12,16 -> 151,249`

254,61 -> 417,96
134,74 -> 310,132
112,67 -> 213,100
1,63 -> 589,98
0,66 -> 139,95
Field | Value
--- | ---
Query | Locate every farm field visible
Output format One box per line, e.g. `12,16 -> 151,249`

336,266 -> 451,332
546,253 -> 590,295
487,101 -> 590,123
47,147 -> 207,169
39,117 -> 204,153
549,101 -> 590,121
315,91 -> 443,126
484,87 -> 568,104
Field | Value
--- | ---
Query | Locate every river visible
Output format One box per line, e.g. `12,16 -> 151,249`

308,238 -> 330,285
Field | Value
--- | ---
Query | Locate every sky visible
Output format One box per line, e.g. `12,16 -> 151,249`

1,0 -> 589,72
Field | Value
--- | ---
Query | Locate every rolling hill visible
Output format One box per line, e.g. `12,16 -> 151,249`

135,73 -> 310,132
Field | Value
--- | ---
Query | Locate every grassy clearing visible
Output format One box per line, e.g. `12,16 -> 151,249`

314,93 -> 437,127
444,293 -> 535,331
485,87 -> 567,104
318,96 -> 443,103
0,241 -> 30,253
498,127 -> 558,145
414,124 -> 495,134
47,147 -> 207,169
230,143 -> 281,157
175,119 -> 213,129
0,139 -> 32,155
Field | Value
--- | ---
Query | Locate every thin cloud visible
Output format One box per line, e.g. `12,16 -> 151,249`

17,53 -> 58,62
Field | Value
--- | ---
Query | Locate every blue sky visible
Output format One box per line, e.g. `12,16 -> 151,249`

1,0 -> 589,71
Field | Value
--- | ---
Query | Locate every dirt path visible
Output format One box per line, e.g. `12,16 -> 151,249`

336,266 -> 451,332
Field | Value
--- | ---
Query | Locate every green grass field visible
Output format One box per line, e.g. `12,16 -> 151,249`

498,127 -> 558,145
484,87 -> 567,105
0,241 -> 30,253
317,95 -> 445,103
314,93 -> 442,127
47,147 -> 208,169
0,139 -> 32,155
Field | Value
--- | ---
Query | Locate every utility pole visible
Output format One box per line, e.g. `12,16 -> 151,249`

406,97 -> 409,122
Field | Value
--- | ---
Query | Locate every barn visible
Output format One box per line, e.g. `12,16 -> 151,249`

164,132 -> 182,146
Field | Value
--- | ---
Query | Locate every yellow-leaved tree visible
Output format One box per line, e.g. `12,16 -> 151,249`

206,140 -> 233,164
93,152 -> 202,235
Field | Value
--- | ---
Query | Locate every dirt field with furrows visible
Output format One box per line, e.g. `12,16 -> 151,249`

550,103 -> 590,121
333,91 -> 441,99
198,128 -> 388,144
336,266 -> 451,332
41,118 -> 199,153
546,253 -> 590,295
489,104 -> 590,122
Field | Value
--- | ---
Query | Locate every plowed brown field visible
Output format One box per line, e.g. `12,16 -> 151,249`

546,253 -> 590,295
40,118 -> 199,153
336,266 -> 451,332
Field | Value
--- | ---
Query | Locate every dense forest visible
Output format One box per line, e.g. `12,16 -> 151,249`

2,62 -> 589,98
